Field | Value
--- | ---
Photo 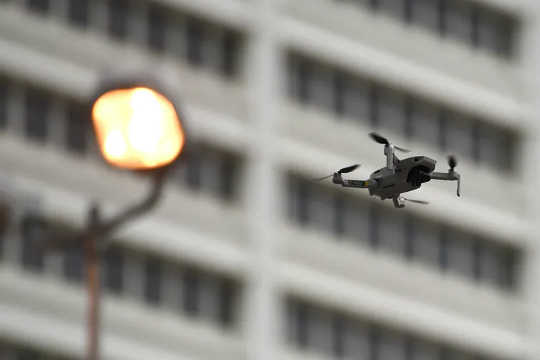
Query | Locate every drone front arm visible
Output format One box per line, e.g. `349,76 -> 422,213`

332,173 -> 376,189
430,171 -> 461,197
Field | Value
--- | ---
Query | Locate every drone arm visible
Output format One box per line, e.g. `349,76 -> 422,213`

333,173 -> 375,188
430,171 -> 461,197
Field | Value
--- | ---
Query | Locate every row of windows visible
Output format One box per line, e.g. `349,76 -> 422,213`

7,210 -> 241,329
287,54 -> 516,172
15,0 -> 243,78
287,298 -> 498,360
287,175 -> 519,291
0,77 -> 244,203
334,0 -> 517,59
0,341 -> 73,360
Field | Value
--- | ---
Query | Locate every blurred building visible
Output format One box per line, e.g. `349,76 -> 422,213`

0,0 -> 535,359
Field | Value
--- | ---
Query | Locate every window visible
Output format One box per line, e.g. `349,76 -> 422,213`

147,4 -> 168,52
182,269 -> 200,316
411,0 -> 442,33
217,279 -> 236,327
68,0 -> 90,28
444,112 -> 474,160
108,0 -> 130,40
409,101 -> 440,147
20,214 -> 47,272
65,102 -> 89,154
343,200 -> 370,244
221,32 -> 240,77
219,155 -> 239,201
378,209 -> 408,257
446,231 -> 475,279
186,19 -> 205,66
411,219 -> 441,268
24,88 -> 50,143
308,64 -> 335,111
63,247 -> 83,283
144,258 -> 162,305
287,298 -> 487,360
341,77 -> 371,122
103,246 -> 124,294
377,0 -> 407,20
0,79 -> 8,129
26,0 -> 49,14
445,0 -> 474,45
377,87 -> 408,136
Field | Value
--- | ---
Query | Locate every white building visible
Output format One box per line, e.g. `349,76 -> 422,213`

0,0 -> 536,359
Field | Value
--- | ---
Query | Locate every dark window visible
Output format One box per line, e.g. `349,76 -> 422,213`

0,79 -> 8,129
24,88 -> 50,143
500,249 -> 518,290
185,151 -> 202,190
409,101 -> 440,148
147,4 -> 168,52
221,32 -> 240,77
144,258 -> 162,305
294,302 -> 309,348
342,77 -> 371,122
377,87 -> 407,135
65,102 -> 89,154
186,19 -> 204,66
68,0 -> 89,27
294,58 -> 312,105
332,315 -> 346,358
16,348 -> 40,360
217,279 -> 235,327
377,0 -> 407,20
0,203 -> 10,260
26,0 -> 49,14
411,0 -> 441,32
182,269 -> 200,316
103,246 -> 124,294
63,246 -> 83,283
219,155 -> 238,201
445,0 -> 474,45
20,214 -> 47,272
108,0 -> 130,40
446,231 -> 475,279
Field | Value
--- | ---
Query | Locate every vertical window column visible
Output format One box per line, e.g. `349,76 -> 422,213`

24,87 -> 50,143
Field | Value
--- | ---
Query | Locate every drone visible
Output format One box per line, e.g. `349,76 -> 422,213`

316,132 -> 461,208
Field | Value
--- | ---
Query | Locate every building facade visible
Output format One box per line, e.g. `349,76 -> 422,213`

0,0 -> 535,359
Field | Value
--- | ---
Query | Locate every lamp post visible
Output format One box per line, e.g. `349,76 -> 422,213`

78,80 -> 186,360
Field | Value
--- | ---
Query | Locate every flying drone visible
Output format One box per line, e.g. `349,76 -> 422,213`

316,132 -> 461,208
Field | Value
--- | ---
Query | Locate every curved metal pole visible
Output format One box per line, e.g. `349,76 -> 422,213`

83,167 -> 169,360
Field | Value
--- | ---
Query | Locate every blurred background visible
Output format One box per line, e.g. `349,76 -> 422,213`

0,0 -> 536,359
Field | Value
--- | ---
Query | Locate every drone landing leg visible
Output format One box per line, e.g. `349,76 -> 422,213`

392,197 -> 405,208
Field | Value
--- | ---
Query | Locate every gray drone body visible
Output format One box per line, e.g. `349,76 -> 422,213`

328,133 -> 461,208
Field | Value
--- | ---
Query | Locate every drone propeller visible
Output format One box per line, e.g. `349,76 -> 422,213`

369,132 -> 410,153
400,197 -> 429,205
447,155 -> 461,197
448,155 -> 457,170
313,164 -> 361,182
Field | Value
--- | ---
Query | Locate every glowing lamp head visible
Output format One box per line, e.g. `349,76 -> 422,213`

91,86 -> 185,170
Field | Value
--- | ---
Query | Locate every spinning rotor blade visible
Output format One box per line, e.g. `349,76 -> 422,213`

369,132 -> 389,145
312,174 -> 333,182
339,164 -> 360,174
400,197 -> 429,205
312,164 -> 361,182
369,132 -> 410,152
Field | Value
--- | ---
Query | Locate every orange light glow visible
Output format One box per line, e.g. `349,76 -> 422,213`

92,87 -> 185,170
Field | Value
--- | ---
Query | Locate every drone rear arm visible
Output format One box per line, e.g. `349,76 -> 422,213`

430,171 -> 461,197
333,173 -> 376,189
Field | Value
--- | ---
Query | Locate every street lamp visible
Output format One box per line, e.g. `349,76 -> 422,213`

79,78 -> 186,360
